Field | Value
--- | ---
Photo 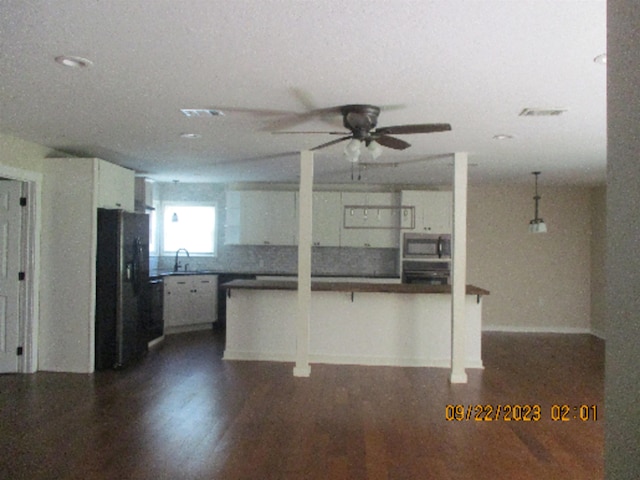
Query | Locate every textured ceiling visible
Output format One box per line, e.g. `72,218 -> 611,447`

0,0 -> 606,186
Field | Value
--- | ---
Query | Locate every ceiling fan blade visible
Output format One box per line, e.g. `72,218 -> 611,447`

265,106 -> 344,132
374,135 -> 412,150
272,130 -> 349,135
310,136 -> 353,151
375,123 -> 452,135
209,106 -> 297,117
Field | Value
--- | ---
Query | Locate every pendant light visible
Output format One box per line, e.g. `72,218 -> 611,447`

528,171 -> 547,233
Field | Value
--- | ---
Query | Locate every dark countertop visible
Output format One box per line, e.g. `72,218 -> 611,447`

151,270 -> 401,281
221,279 -> 489,296
149,270 -> 259,280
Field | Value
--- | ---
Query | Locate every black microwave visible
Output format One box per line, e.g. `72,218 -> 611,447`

402,233 -> 451,259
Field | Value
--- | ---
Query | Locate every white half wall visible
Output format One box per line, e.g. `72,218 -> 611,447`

224,289 -> 483,368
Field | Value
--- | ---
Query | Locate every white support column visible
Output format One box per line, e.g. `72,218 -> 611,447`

450,152 -> 468,384
294,150 -> 313,377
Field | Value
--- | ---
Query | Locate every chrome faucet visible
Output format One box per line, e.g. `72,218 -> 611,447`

173,248 -> 190,272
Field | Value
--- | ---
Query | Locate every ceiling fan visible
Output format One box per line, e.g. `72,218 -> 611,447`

273,104 -> 451,162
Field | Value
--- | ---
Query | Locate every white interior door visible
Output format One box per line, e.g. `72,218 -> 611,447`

0,180 -> 23,373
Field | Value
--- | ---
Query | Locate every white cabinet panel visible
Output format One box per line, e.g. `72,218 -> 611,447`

312,192 -> 341,247
401,190 -> 452,234
225,191 -> 297,245
163,275 -> 218,328
97,160 -> 134,211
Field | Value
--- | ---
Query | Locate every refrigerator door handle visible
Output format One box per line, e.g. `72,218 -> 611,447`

131,237 -> 142,295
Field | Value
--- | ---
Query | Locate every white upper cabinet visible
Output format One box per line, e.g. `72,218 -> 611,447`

97,160 -> 135,211
340,192 -> 400,248
225,189 -> 454,249
401,190 -> 452,233
311,192 -> 341,247
225,191 -> 297,246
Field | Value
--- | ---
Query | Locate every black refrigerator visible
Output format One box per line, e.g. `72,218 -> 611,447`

95,209 -> 150,370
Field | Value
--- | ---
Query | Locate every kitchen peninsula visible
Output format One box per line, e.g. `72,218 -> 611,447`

222,279 -> 489,368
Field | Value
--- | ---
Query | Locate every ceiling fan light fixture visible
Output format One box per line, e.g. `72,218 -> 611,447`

344,138 -> 362,163
367,140 -> 383,160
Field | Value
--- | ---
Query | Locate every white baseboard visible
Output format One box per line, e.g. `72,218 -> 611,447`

223,350 -> 484,369
164,323 -> 213,335
148,335 -> 165,349
482,325 -> 593,335
223,350 -> 295,362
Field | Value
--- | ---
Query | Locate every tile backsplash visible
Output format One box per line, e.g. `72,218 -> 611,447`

153,245 -> 399,277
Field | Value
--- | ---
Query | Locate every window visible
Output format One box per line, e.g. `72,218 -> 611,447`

148,207 -> 158,254
162,203 -> 216,255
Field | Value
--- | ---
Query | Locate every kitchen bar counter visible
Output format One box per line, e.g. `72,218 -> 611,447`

223,279 -> 487,369
221,279 -> 489,296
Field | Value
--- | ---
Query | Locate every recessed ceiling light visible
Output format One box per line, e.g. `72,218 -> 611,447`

180,133 -> 202,139
594,53 -> 607,65
55,55 -> 93,68
493,134 -> 513,140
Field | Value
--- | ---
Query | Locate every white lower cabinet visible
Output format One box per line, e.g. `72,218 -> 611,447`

163,275 -> 218,330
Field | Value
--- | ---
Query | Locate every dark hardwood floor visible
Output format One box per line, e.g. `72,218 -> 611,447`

0,330 -> 604,479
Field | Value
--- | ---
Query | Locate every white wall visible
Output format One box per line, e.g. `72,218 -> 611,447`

0,134 -> 66,372
467,185 -> 594,333
39,159 -> 97,373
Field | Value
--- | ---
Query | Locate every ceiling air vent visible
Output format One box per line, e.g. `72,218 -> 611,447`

180,108 -> 225,118
519,108 -> 567,117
